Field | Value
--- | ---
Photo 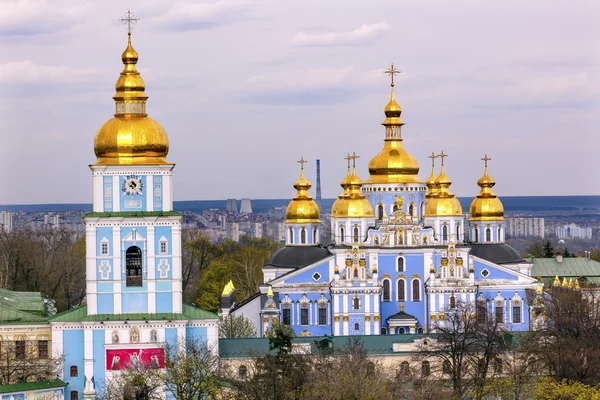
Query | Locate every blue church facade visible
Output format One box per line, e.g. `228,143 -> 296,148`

224,67 -> 537,338
49,31 -> 218,400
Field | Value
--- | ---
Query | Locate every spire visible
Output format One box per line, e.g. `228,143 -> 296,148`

536,281 -> 543,293
382,63 -> 404,131
113,30 -> 149,116
562,277 -> 569,287
553,275 -> 561,286
222,280 -> 235,296
267,286 -> 274,297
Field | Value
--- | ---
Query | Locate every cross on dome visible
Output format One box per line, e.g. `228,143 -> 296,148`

481,154 -> 492,168
438,150 -> 447,166
297,156 -> 307,170
120,10 -> 139,34
384,63 -> 401,86
428,152 -> 438,168
349,152 -> 360,169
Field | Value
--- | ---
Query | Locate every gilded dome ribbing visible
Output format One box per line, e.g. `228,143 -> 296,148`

332,164 -> 374,218
285,165 -> 321,223
366,82 -> 422,184
94,33 -> 170,165
425,162 -> 463,217
469,158 -> 504,220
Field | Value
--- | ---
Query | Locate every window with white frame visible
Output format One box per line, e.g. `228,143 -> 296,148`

100,238 -> 109,255
412,279 -> 421,301
397,256 -> 405,272
397,279 -> 406,301
382,279 -> 391,301
159,238 -> 168,254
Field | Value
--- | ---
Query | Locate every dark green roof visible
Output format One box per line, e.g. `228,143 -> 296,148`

49,304 -> 217,322
219,334 -> 424,358
0,304 -> 48,324
531,257 -> 600,285
0,288 -> 45,315
85,211 -> 182,218
0,379 -> 66,394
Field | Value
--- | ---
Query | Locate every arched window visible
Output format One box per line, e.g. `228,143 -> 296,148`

353,268 -> 359,278
381,327 -> 387,335
239,365 -> 247,379
474,227 -> 479,242
408,204 -> 414,217
374,235 -> 380,245
301,228 -> 306,244
70,365 -> 78,377
70,391 -> 78,400
313,228 -> 317,244
443,360 -> 452,375
340,226 -> 345,242
397,257 -> 405,272
450,294 -> 456,309
397,279 -> 406,301
354,323 -> 360,331
126,246 -> 143,287
494,358 -> 503,374
399,361 -> 410,377
486,228 -> 491,242
417,327 -> 424,334
497,227 -> 502,242
393,204 -> 398,213
420,202 -> 425,218
477,301 -> 487,322
442,225 -> 448,242
353,227 -> 359,243
367,361 -> 375,376
456,223 -> 461,241
412,279 -> 421,301
421,361 -> 431,376
378,204 -> 384,219
382,279 -> 391,301
527,357 -> 537,374
289,227 -> 294,243
353,297 -> 360,310
399,327 -> 405,334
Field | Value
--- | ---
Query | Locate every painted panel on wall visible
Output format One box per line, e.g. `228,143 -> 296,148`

103,176 -> 113,212
119,175 -> 147,211
153,176 -> 163,211
106,348 -> 164,370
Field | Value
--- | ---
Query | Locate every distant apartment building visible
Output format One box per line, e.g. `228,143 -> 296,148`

251,222 -> 263,239
228,222 -> 240,242
506,217 -> 545,238
273,222 -> 285,243
0,211 -> 13,233
556,223 -> 593,240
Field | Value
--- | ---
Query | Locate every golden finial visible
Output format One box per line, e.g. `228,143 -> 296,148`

481,154 -> 492,169
399,303 -> 405,313
384,63 -> 401,87
221,280 -> 235,296
349,152 -> 360,170
297,157 -> 307,170
438,150 -> 448,166
536,281 -> 543,294
574,279 -> 581,290
562,277 -> 569,287
120,10 -> 140,34
553,275 -> 561,286
428,152 -> 438,169
344,153 -> 352,170
267,286 -> 274,297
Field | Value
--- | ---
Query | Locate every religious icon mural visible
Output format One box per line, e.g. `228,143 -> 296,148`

150,329 -> 158,342
112,331 -> 119,344
105,348 -> 164,370
130,327 -> 140,343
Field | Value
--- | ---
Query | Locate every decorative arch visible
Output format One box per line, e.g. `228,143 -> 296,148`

125,246 -> 143,287
300,227 -> 306,244
411,279 -> 421,301
382,279 -> 391,302
396,255 -> 405,272
397,278 -> 406,301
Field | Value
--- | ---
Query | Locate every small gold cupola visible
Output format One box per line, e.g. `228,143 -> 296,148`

469,155 -> 504,221
94,20 -> 170,166
285,157 -> 321,223
332,153 -> 374,218
425,151 -> 463,216
425,152 -> 440,199
366,63 -> 421,184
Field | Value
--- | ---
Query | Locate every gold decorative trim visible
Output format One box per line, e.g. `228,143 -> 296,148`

430,314 -> 436,320
263,317 -> 269,323
343,316 -> 349,321
382,273 -> 391,279
397,273 -> 406,278
411,274 -> 420,279
272,317 -> 278,323
439,313 -> 445,320
374,316 -> 380,321
365,316 -> 371,321
334,316 -> 340,322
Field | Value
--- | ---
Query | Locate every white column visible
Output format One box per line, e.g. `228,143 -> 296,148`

147,225 -> 155,280
92,173 -> 103,212
83,326 -> 95,394
171,222 -> 182,313
86,225 -> 97,315
374,292 -> 380,334
113,226 -> 122,314
342,294 -> 348,335
146,174 -> 154,212
333,294 -> 340,335
163,173 -> 173,212
51,328 -> 64,378
113,175 -> 120,212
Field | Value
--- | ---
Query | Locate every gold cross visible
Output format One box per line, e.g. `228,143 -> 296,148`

350,152 -> 360,169
384,63 -> 401,86
481,154 -> 491,168
297,157 -> 307,170
344,153 -> 352,170
428,152 -> 438,168
120,10 -> 140,34
438,150 -> 447,166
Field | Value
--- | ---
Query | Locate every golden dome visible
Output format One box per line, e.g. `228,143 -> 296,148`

469,157 -> 504,221
93,33 -> 170,165
425,161 -> 463,217
285,162 -> 321,224
365,82 -> 422,184
425,152 -> 439,199
332,162 -> 374,218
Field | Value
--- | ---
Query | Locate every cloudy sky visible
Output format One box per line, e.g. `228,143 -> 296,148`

0,0 -> 598,205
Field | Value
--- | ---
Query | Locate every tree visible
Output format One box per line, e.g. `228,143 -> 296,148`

543,239 -> 555,258
533,377 -> 600,400
523,240 -> 545,258
0,337 -> 63,385
182,232 -> 224,302
164,336 -> 220,400
196,258 -> 233,312
219,314 -> 257,338
266,323 -> 295,355
98,363 -> 164,400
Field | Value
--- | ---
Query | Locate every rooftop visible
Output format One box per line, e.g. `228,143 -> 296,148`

50,304 -> 217,322
0,379 -> 66,394
531,257 -> 600,286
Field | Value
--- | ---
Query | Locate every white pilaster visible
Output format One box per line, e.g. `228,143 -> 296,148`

93,173 -> 103,212
51,328 -> 64,378
171,222 -> 182,313
113,175 -> 120,212
146,174 -> 154,212
147,225 -> 155,280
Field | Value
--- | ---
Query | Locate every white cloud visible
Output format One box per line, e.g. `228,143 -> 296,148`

0,0 -> 87,36
292,22 -> 389,47
149,0 -> 255,31
0,60 -> 104,84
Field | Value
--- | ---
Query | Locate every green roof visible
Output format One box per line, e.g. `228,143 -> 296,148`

0,379 -> 66,394
219,334 -> 424,358
531,257 -> 600,285
0,304 -> 48,324
85,211 -> 182,218
0,288 -> 45,315
50,304 -> 217,323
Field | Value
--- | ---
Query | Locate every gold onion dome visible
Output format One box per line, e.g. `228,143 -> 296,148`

366,67 -> 421,184
425,153 -> 463,216
94,33 -> 170,165
332,156 -> 374,218
285,160 -> 320,223
425,152 -> 439,199
469,155 -> 504,221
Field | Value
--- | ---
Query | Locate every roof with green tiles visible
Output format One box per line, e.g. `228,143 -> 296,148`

49,304 -> 217,322
0,304 -> 48,324
219,334 -> 424,358
531,257 -> 600,286
0,288 -> 45,315
85,211 -> 182,218
0,378 -> 66,394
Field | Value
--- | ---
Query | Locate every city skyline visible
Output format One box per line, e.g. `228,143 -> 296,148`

1,0 -> 599,205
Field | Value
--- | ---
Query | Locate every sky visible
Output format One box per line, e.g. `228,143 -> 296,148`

0,0 -> 599,205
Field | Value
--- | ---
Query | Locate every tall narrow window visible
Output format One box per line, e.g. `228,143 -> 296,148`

486,228 -> 491,242
456,223 -> 461,241
450,294 -> 456,309
353,227 -> 359,243
383,279 -> 391,301
442,225 -> 448,242
474,227 -> 479,242
318,305 -> 327,325
381,327 -> 387,335
443,360 -> 452,375
300,305 -> 309,325
378,204 -> 384,219
126,246 -> 143,287
38,340 -> 48,359
512,306 -> 521,323
159,239 -> 167,254
301,228 -> 306,244
477,302 -> 487,322
397,257 -> 404,272
71,391 -> 78,400
239,365 -> 247,379
409,204 -> 414,217
400,361 -> 410,377
495,306 -> 504,323
16,341 -> 25,359
354,323 -> 360,331
353,297 -> 360,310
70,365 -> 78,377
397,279 -> 406,301
313,228 -> 317,244
497,227 -> 502,241
289,228 -> 294,244
494,358 -> 503,374
282,308 -> 291,325
340,226 -> 345,242
101,241 -> 109,255
412,279 -> 421,301
422,361 -> 431,376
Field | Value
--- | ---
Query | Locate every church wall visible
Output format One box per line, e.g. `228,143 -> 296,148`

97,294 -> 114,314
156,292 -> 173,313
119,175 -> 148,212
63,329 -> 84,398
470,258 -> 520,281
122,292 -> 148,313
93,329 -> 106,390
283,261 -> 330,284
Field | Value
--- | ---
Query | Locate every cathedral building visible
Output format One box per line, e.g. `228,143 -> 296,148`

49,30 -> 218,399
223,65 -> 537,338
